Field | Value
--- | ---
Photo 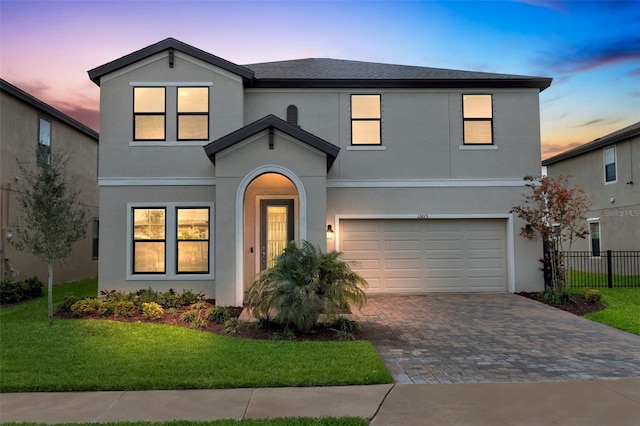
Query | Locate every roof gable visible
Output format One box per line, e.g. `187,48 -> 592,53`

543,121 -> 640,165
0,78 -> 99,141
204,115 -> 340,170
88,38 -> 254,86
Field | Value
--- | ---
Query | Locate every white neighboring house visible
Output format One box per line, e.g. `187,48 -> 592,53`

88,38 -> 552,306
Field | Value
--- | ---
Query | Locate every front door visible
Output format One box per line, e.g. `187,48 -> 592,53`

260,199 -> 294,270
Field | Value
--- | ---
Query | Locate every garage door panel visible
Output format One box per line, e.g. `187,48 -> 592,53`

385,277 -> 422,290
385,240 -> 421,251
342,240 -> 379,252
341,219 -> 507,293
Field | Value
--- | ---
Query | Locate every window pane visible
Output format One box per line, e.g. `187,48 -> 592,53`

134,242 -> 165,273
605,164 -> 616,182
352,95 -> 381,118
39,118 -> 51,147
604,147 -> 615,165
135,115 -> 165,140
134,88 -> 165,112
589,222 -> 600,256
464,120 -> 492,144
178,115 -> 208,140
177,208 -> 209,240
463,95 -> 492,118
352,121 -> 381,144
177,241 -> 209,272
178,87 -> 208,112
133,208 -> 165,240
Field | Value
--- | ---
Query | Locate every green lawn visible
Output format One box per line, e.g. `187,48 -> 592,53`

568,269 -> 640,288
583,288 -> 640,335
0,279 -> 392,392
3,420 -> 368,426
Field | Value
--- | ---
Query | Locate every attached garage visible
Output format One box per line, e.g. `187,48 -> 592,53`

339,218 -> 508,293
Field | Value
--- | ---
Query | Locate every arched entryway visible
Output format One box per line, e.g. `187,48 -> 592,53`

235,165 -> 307,305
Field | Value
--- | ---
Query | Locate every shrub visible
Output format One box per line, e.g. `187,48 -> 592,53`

246,240 -> 368,333
142,302 -> 164,320
336,330 -> 355,341
180,309 -> 198,323
207,306 -> 230,324
0,277 -> 43,304
331,316 -> 361,334
24,276 -> 44,299
111,300 -> 136,318
56,294 -> 81,314
583,288 -> 603,304
192,317 -> 209,329
71,298 -> 106,317
223,317 -> 241,335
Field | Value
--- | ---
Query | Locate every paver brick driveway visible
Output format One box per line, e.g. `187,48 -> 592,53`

354,294 -> 640,384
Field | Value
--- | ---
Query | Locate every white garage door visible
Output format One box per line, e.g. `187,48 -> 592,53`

340,219 -> 507,293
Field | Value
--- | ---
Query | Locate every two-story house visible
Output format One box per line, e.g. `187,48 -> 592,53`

543,122 -> 640,254
88,38 -> 551,306
0,79 -> 99,283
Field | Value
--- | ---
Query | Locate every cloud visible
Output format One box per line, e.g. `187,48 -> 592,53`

53,102 -> 100,132
572,119 -> 606,128
541,140 -> 584,159
538,36 -> 640,75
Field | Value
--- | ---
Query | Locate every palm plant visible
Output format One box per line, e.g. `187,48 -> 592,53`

246,240 -> 368,333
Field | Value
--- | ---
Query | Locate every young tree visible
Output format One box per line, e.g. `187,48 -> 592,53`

11,147 -> 89,325
510,175 -> 592,302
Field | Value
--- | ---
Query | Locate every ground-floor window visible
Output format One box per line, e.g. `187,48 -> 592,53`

128,202 -> 213,278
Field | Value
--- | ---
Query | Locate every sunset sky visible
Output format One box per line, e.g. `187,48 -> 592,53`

1,0 -> 638,159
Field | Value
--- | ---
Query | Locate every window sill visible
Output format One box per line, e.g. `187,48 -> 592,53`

130,141 -> 208,147
459,145 -> 498,150
347,145 -> 386,151
127,273 -> 214,281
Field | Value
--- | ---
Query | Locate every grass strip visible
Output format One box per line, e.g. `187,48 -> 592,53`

583,288 -> 640,335
0,280 -> 392,392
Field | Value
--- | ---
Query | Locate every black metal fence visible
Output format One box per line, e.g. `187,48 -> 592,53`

545,250 -> 640,288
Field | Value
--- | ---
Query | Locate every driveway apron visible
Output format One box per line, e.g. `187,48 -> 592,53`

354,294 -> 640,384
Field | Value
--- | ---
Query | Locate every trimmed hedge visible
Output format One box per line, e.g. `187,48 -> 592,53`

0,276 -> 44,304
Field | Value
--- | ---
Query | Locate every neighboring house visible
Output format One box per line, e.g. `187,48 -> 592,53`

543,122 -> 640,253
0,78 -> 99,283
88,38 -> 551,306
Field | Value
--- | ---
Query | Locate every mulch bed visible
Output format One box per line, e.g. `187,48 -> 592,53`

58,301 -> 362,341
518,292 -> 607,316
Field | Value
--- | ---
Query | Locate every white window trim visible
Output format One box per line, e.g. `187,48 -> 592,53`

459,145 -> 498,150
587,218 -> 602,258
346,145 -> 386,151
126,202 -> 215,281
603,146 -> 617,184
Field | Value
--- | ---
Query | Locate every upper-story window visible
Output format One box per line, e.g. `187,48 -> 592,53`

177,87 -> 209,140
134,87 -> 166,140
463,94 -> 493,144
604,146 -> 616,183
38,117 -> 51,165
351,94 -> 381,145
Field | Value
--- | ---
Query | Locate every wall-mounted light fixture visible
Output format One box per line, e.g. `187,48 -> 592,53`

326,224 -> 334,240
7,231 -> 13,241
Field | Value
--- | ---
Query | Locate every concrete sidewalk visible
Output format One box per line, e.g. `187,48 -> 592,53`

2,380 -> 639,425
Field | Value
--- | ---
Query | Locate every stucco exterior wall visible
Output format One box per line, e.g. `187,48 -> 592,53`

546,136 -> 640,251
98,185 -> 215,296
1,90 -> 98,284
244,89 -> 542,181
325,186 -> 543,292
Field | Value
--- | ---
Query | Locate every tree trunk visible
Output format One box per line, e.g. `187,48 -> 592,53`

48,262 -> 53,326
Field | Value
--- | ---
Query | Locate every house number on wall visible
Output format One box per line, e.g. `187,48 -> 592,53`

417,214 -> 429,219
